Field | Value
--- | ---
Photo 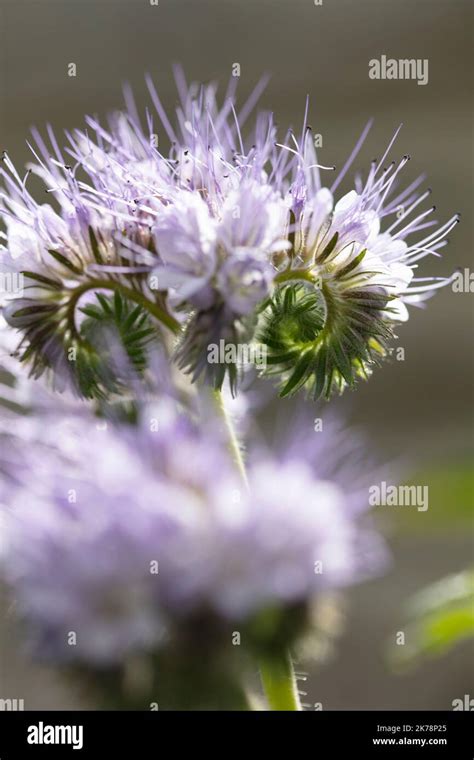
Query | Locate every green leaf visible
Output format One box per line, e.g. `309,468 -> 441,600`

389,570 -> 474,668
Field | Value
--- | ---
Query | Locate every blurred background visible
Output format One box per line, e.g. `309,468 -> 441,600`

0,0 -> 472,709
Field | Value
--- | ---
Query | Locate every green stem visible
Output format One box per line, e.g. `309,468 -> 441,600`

211,388 -> 248,487
274,267 -> 318,285
68,278 -> 180,334
211,387 -> 302,712
260,652 -> 302,711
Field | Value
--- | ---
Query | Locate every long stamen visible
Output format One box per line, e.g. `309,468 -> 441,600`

145,74 -> 178,144
330,118 -> 373,193
385,188 -> 432,232
392,205 -> 436,239
384,173 -> 426,212
414,215 -> 460,249
372,124 -> 403,180
374,155 -> 410,213
362,161 -> 396,203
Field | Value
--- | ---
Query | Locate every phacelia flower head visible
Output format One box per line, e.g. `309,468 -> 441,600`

1,401 -> 384,666
0,147 -> 179,396
0,73 -> 458,400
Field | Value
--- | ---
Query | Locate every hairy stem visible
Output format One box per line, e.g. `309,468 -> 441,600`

260,652 -> 302,711
211,388 -> 248,486
212,387 -> 302,711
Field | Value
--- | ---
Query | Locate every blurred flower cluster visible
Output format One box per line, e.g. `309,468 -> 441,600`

0,395 -> 384,666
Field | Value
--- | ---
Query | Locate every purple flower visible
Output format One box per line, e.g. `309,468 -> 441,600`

216,252 -> 272,315
1,403 -> 385,665
0,73 -> 458,396
153,191 -> 218,309
152,181 -> 287,314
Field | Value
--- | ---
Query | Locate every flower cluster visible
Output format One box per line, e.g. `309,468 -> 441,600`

0,73 -> 458,399
0,399 -> 384,666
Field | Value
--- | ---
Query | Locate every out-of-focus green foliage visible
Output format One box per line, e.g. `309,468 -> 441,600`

390,569 -> 474,668
392,461 -> 474,533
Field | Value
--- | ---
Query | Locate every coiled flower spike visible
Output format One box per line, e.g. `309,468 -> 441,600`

259,121 -> 459,399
